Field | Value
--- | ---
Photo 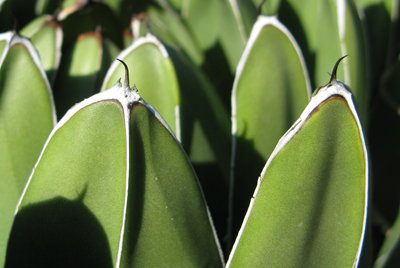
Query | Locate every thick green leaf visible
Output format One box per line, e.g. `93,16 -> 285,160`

0,34 -> 56,267
147,3 -> 204,66
230,15 -> 311,248
166,44 -> 231,250
19,15 -> 48,37
101,37 -> 231,247
227,65 -> 368,267
254,0 -> 282,15
0,31 -> 12,60
217,0 -> 248,73
6,99 -> 127,267
314,0 -> 344,88
53,31 -> 104,118
341,0 -> 370,125
20,15 -> 63,85
6,71 -> 223,267
121,103 -> 223,267
101,35 -> 180,137
356,0 -> 396,97
278,0 -> 320,83
58,1 -> 123,48
314,0 -> 369,125
181,0 -> 220,51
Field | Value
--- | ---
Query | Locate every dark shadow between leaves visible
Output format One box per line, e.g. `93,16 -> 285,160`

5,188 -> 113,268
231,134 -> 266,247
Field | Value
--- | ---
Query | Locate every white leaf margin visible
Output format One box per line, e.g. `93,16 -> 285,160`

227,78 -> 369,268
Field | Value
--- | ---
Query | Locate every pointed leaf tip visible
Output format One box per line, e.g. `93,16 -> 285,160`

330,55 -> 348,84
116,58 -> 130,89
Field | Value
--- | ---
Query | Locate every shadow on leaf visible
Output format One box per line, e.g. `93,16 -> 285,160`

5,191 -> 113,268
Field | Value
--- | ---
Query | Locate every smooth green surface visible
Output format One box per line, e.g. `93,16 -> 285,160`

278,0 -> 320,86
314,0 -> 344,88
20,15 -> 48,37
147,4 -> 204,66
104,42 -> 180,135
218,0 -> 247,73
167,45 -> 231,178
167,45 -> 231,247
120,103 -> 223,267
255,0 -> 281,15
0,39 -> 7,59
182,0 -> 220,51
53,31 -> 102,118
343,0 -> 369,125
230,97 -> 367,267
232,22 -> 310,243
0,44 -> 54,266
29,22 -> 61,84
314,0 -> 369,119
5,101 -> 127,267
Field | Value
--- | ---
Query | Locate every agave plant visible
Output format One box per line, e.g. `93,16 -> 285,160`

0,0 -> 399,267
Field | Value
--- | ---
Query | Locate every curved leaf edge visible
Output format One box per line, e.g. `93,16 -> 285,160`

0,31 -> 57,125
227,79 -> 369,267
15,74 -> 223,267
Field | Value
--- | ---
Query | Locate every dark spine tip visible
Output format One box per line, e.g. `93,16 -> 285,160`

116,58 -> 130,89
330,55 -> 348,84
257,0 -> 266,16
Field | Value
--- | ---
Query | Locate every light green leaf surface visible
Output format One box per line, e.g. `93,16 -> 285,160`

166,44 -> 231,180
121,103 -> 223,267
315,0 -> 369,125
181,0 -> 220,51
254,0 -> 282,15
5,76 -> 223,267
19,15 -> 48,37
59,1 -> 123,49
230,15 -> 311,247
278,0 -> 320,84
217,0 -> 249,73
166,44 -> 231,247
21,16 -> 63,85
102,38 -> 231,244
0,35 -> 55,267
314,0 -> 344,88
6,100 -> 127,267
53,31 -> 103,118
0,31 -> 12,61
147,3 -> 204,66
227,72 -> 368,267
341,0 -> 370,125
101,34 -> 180,137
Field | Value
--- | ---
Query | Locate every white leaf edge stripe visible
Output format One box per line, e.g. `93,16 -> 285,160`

26,17 -> 63,83
228,0 -> 248,43
229,15 -> 312,246
226,80 -> 369,267
231,15 -> 312,174
337,0 -> 351,85
100,33 -> 181,141
15,78 -> 223,267
337,0 -> 367,88
0,31 -> 57,125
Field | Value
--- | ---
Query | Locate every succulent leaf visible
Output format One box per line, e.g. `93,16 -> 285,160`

5,60 -> 224,267
0,33 -> 56,266
227,57 -> 368,267
229,15 -> 311,248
